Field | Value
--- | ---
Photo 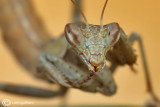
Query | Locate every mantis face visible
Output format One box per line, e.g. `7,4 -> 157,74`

64,0 -> 120,72
65,23 -> 120,72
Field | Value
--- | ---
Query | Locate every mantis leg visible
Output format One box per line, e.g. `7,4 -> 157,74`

0,83 -> 68,98
106,29 -> 137,73
128,33 -> 160,103
40,53 -> 94,88
106,29 -> 159,103
40,53 -> 117,95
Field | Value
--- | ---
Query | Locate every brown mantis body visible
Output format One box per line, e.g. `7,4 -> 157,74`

0,0 -> 159,106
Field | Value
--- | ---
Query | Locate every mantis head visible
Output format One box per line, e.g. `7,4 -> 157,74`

64,0 -> 120,72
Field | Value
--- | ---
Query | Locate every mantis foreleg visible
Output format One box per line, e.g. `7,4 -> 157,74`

107,29 -> 160,103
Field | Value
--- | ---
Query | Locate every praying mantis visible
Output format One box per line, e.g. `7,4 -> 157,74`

0,0 -> 159,106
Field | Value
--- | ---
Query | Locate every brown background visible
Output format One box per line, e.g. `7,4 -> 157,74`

0,0 -> 160,106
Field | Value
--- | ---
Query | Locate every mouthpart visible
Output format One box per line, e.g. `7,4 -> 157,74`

89,63 -> 105,72
80,54 -> 106,72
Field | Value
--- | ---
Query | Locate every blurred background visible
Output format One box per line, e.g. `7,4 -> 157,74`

0,0 -> 160,106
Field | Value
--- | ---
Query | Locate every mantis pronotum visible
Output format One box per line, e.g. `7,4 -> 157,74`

0,0 -> 159,106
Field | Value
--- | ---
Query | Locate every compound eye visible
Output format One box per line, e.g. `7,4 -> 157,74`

65,23 -> 82,47
104,23 -> 120,46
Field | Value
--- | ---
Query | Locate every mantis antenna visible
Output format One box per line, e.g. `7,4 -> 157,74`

71,0 -> 89,27
100,0 -> 108,29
